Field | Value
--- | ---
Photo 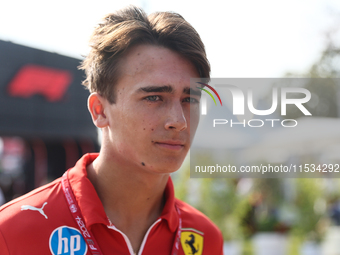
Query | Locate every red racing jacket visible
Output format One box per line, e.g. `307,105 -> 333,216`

0,153 -> 223,255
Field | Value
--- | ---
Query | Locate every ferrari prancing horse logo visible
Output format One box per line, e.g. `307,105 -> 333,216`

180,229 -> 204,255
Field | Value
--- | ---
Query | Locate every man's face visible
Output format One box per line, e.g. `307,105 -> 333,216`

102,44 -> 201,174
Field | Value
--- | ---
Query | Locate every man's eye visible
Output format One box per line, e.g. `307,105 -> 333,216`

145,95 -> 161,102
183,97 -> 199,103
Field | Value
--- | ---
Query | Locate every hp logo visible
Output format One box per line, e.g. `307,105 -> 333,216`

49,226 -> 87,255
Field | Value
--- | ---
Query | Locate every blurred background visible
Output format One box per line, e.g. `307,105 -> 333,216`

1,0 -> 340,254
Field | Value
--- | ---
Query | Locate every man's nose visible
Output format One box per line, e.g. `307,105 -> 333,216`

164,102 -> 187,131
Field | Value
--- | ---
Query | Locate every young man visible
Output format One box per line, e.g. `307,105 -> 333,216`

0,6 -> 223,255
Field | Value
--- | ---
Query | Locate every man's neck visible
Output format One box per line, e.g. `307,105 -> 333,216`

86,153 -> 169,253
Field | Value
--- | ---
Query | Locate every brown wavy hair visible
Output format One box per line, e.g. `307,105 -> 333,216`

79,5 -> 210,103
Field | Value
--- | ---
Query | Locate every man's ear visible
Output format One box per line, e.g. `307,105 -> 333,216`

88,93 -> 109,128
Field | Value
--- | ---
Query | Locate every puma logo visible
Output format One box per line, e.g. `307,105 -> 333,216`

21,202 -> 48,219
185,234 -> 199,254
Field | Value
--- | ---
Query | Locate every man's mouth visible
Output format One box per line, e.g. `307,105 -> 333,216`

154,140 -> 185,151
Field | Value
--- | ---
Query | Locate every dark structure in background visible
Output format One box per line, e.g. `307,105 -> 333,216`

0,40 -> 99,202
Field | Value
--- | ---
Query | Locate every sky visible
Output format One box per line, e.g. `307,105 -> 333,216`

1,0 -> 340,78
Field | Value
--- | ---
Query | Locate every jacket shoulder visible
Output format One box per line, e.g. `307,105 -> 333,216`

0,177 -> 61,218
0,178 -> 69,253
0,177 -> 65,231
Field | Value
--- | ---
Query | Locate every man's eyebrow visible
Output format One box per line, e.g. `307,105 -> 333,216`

138,85 -> 173,93
183,87 -> 201,96
137,85 -> 201,96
